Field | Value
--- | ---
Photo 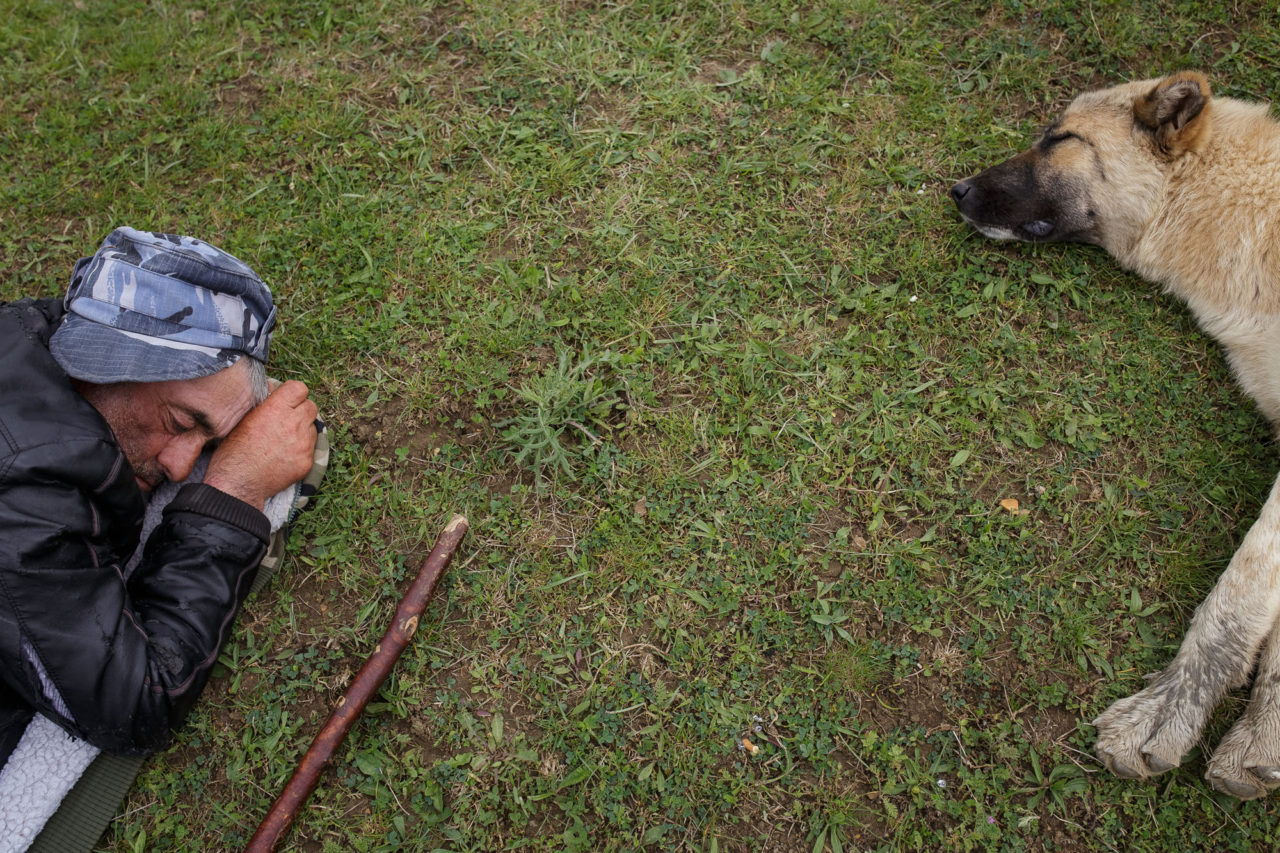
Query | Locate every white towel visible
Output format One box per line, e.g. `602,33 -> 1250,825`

0,716 -> 100,852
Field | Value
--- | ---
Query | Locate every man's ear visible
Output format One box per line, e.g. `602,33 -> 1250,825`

1133,72 -> 1211,155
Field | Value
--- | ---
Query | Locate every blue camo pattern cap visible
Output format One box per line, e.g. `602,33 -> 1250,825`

49,227 -> 276,383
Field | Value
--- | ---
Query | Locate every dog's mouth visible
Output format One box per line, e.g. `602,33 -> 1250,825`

951,180 -> 1060,242
1021,219 -> 1054,238
957,214 -> 1056,243
950,178 -> 1077,244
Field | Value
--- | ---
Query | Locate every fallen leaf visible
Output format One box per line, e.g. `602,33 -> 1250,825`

1000,498 -> 1019,513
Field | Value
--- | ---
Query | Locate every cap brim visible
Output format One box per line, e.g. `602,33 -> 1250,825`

50,314 -> 240,384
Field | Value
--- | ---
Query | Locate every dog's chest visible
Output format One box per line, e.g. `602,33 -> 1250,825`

1191,302 -> 1280,425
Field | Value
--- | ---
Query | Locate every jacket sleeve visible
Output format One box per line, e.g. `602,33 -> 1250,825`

0,435 -> 268,755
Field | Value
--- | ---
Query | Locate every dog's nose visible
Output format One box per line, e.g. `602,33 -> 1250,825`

949,181 -> 971,204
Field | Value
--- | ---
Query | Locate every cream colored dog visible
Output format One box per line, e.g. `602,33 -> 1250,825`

952,72 -> 1280,799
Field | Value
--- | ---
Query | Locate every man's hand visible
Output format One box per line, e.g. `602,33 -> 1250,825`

203,380 -> 319,511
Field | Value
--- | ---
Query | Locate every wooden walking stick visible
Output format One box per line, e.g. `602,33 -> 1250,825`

245,514 -> 469,853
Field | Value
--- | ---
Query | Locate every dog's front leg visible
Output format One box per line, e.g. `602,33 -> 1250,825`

1204,611 -> 1280,799
1094,471 -> 1280,780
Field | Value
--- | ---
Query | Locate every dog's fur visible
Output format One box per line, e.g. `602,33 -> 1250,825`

952,72 -> 1280,799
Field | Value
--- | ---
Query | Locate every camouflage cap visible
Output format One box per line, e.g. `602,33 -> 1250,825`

49,227 -> 276,384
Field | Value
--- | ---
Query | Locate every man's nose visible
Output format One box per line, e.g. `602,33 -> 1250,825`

158,434 -> 206,483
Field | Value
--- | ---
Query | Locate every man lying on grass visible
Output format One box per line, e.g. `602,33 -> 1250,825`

0,227 -> 318,771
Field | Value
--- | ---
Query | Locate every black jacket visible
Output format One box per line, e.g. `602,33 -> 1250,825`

0,298 -> 269,766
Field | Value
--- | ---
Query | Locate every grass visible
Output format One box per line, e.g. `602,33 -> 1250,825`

4,0 -> 1280,849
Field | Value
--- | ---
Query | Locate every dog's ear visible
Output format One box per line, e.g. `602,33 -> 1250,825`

1134,72 -> 1211,155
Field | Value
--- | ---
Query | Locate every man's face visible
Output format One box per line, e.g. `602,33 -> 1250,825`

80,360 -> 256,492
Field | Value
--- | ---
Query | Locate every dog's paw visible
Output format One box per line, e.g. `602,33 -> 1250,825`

1093,681 -> 1207,779
1206,710 -> 1280,800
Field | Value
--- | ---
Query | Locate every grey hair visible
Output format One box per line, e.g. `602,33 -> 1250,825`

242,356 -> 270,405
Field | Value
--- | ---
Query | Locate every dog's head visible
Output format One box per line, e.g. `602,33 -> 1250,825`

950,72 -> 1212,255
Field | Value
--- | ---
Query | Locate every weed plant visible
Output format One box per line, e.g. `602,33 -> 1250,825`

499,347 -> 633,484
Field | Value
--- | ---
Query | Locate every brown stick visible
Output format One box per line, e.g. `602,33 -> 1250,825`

245,514 -> 469,853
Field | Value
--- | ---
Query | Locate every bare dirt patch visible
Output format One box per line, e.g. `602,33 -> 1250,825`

216,73 -> 266,115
